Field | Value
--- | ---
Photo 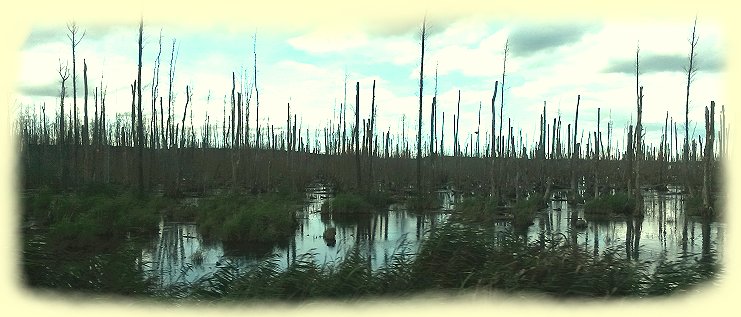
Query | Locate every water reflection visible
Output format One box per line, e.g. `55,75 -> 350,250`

142,184 -> 720,287
529,187 -> 722,263
143,186 -> 452,286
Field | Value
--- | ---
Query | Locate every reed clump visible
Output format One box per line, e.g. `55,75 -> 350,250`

321,191 -> 392,214
195,193 -> 301,243
452,196 -> 500,223
23,186 -> 167,252
166,221 -> 717,300
584,192 -> 635,217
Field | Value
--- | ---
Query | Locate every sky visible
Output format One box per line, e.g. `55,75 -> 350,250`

11,9 -> 726,156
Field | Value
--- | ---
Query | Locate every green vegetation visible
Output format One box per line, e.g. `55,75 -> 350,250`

511,196 -> 545,228
584,192 -> 635,217
452,195 -> 543,227
23,237 -> 155,296
195,193 -> 302,242
406,192 -> 440,212
23,186 -> 169,251
165,223 -> 717,300
321,191 -> 392,214
684,195 -> 712,218
452,196 -> 500,222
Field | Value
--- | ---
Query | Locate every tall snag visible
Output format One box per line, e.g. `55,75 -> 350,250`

137,18 -> 144,193
489,82 -> 498,198
416,17 -> 428,194
684,17 -> 699,196
57,60 -> 70,185
702,101 -> 715,217
569,95 -> 580,204
355,82 -> 362,190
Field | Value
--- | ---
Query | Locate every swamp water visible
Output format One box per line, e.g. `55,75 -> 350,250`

141,186 -> 452,287
23,185 -> 722,292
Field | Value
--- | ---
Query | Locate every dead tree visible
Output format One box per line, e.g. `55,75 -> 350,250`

430,64 -> 438,158
635,87 -> 644,216
253,33 -> 261,148
355,82 -> 362,190
499,39 -> 509,157
416,17 -> 428,194
67,22 -> 85,185
683,17 -> 699,196
57,60 -> 70,184
167,39 -> 179,148
369,80 -> 377,187
151,30 -> 162,149
489,82 -> 499,197
569,95 -> 581,204
702,101 -> 716,216
455,90 -> 461,157
137,18 -> 144,192
82,60 -> 89,181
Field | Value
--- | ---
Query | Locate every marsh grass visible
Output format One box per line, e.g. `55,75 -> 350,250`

164,221 -> 718,300
406,192 -> 440,212
23,186 -> 168,252
452,196 -> 500,223
195,193 -> 302,243
584,192 -> 635,217
321,191 -> 393,214
23,232 -> 156,296
511,196 -> 545,228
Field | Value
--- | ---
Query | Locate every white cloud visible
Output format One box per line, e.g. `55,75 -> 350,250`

287,29 -> 369,54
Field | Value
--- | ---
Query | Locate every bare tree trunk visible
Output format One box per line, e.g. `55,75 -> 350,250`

369,80 -> 376,188
167,39 -> 178,148
83,60 -> 89,182
67,22 -> 84,186
455,90 -> 461,157
627,126 -> 634,197
499,39 -> 509,157
594,108 -> 600,198
570,95 -> 580,204
489,82 -> 498,197
702,101 -> 715,216
635,87 -> 644,216
253,34 -> 260,148
58,61 -> 69,185
684,17 -> 698,197
355,82 -> 362,190
476,102 -> 481,157
430,66 -> 438,157
417,18 -> 427,194
137,18 -> 145,193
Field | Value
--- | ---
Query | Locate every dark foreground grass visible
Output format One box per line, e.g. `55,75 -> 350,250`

164,222 -> 718,300
195,193 -> 303,242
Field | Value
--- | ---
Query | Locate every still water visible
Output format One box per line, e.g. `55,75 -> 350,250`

141,185 -> 722,287
141,186 -> 451,287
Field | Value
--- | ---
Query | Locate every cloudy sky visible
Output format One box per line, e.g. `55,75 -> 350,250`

11,8 -> 725,155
